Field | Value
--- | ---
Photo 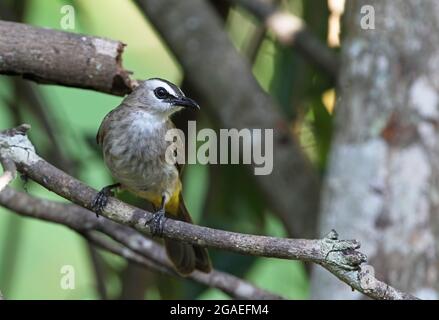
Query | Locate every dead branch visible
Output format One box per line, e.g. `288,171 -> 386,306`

0,20 -> 134,95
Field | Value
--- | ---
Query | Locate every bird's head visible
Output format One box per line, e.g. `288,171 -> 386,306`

123,78 -> 199,117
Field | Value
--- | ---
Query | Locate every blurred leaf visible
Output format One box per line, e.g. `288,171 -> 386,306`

199,288 -> 230,300
269,44 -> 300,118
311,98 -> 333,171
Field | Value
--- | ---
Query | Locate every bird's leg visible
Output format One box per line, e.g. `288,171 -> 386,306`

91,183 -> 121,217
146,195 -> 167,237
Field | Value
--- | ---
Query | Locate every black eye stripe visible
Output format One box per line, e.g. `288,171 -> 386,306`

149,78 -> 184,97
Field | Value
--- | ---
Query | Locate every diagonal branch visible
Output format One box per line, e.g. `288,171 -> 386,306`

227,0 -> 339,79
0,124 -> 419,300
0,186 -> 281,300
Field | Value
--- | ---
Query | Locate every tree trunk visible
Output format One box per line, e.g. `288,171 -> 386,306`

312,0 -> 439,299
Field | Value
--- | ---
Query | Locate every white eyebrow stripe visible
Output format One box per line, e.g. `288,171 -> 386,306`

148,79 -> 178,96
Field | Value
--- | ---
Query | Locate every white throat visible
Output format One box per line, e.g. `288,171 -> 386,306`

130,110 -> 168,134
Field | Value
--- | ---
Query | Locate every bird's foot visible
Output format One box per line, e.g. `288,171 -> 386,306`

91,183 -> 120,217
145,208 -> 166,237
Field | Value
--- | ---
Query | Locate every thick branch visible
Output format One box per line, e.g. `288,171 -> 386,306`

0,186 -> 281,300
0,125 -> 418,300
228,0 -> 339,79
0,20 -> 134,95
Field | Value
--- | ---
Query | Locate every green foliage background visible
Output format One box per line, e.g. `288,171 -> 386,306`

0,0 -> 333,299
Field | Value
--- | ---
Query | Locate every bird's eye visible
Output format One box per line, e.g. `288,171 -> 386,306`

154,87 -> 168,99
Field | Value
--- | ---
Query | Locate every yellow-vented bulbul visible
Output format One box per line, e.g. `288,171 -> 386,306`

93,78 -> 211,275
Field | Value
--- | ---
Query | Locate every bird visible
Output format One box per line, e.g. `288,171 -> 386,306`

92,78 -> 211,275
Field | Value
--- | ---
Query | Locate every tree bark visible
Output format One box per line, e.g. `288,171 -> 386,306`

0,20 -> 133,95
312,0 -> 439,299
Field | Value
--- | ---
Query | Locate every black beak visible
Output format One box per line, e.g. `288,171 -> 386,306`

171,96 -> 200,110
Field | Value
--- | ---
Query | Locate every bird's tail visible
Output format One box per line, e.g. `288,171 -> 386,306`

164,194 -> 212,275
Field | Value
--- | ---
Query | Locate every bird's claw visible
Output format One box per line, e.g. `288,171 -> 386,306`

91,186 -> 115,217
145,208 -> 166,237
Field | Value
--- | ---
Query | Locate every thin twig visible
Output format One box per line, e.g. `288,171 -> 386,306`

86,244 -> 109,300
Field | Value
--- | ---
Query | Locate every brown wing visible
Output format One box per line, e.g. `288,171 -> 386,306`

175,162 -> 184,176
96,107 -> 119,146
165,119 -> 185,175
